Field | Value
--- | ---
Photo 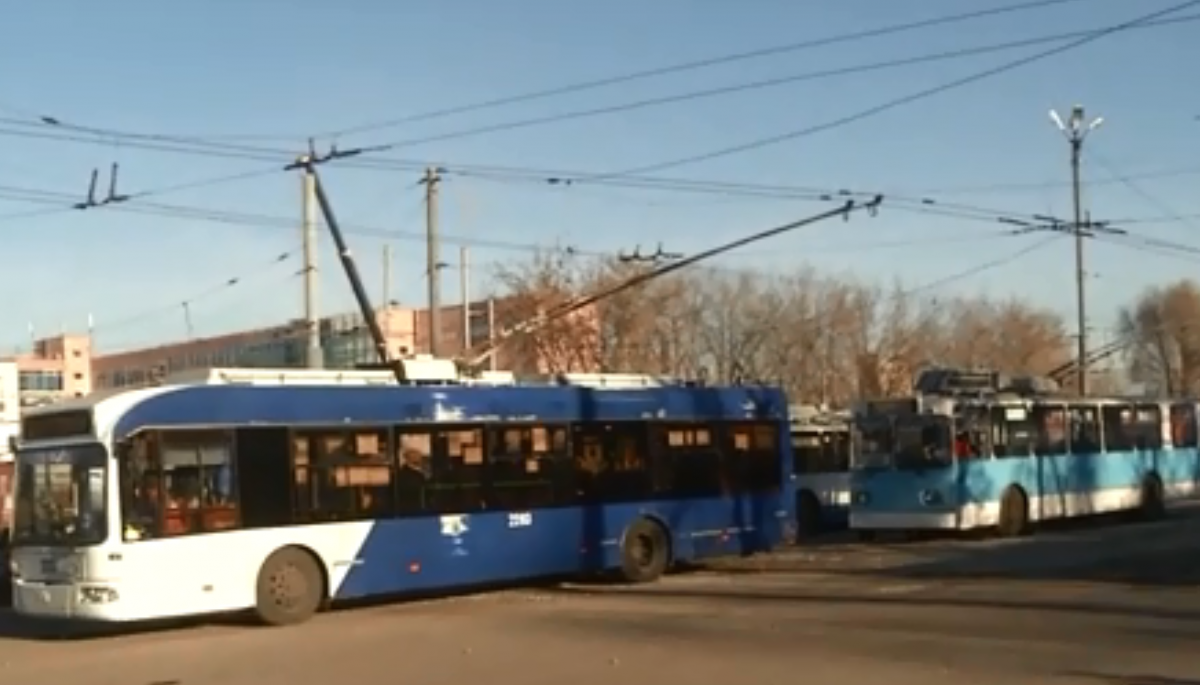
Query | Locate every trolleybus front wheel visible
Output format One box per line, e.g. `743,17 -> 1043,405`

619,518 -> 670,583
254,546 -> 326,627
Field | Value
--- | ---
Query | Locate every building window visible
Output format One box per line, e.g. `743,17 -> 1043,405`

18,370 -> 64,392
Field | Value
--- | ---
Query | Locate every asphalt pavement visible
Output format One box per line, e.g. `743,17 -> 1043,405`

0,512 -> 1196,685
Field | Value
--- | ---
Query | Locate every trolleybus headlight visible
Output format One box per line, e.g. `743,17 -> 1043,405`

918,489 -> 943,506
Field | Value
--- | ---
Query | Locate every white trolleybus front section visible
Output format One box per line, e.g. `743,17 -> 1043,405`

790,404 -> 852,538
7,366 -> 437,623
847,367 -> 1200,538
7,361 -> 795,625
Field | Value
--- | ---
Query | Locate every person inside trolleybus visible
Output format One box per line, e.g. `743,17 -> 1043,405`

954,431 -> 976,458
123,473 -> 163,541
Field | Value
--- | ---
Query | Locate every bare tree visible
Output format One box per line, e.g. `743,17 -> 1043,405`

490,249 -> 600,374
488,251 -> 1072,402
1118,279 -> 1200,395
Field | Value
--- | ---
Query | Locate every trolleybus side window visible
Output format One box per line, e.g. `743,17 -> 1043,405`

1101,405 -> 1134,452
1133,404 -> 1164,450
122,429 -> 239,539
119,432 -> 161,541
394,430 -> 433,515
573,422 -> 651,503
1170,403 -> 1198,448
990,405 -> 1034,459
729,422 -> 782,492
654,424 -> 721,498
1032,405 -> 1068,456
291,428 -> 391,522
425,426 -> 486,514
793,431 -> 849,474
486,425 -> 568,510
1067,404 -> 1102,455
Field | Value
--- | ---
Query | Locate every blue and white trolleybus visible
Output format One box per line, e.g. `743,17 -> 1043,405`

7,362 -> 794,625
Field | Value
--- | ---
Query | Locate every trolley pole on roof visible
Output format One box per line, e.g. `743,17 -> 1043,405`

285,145 -> 402,383
1049,105 -> 1103,396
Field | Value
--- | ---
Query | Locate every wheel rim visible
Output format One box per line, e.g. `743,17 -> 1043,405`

632,533 -> 654,568
268,562 -> 309,612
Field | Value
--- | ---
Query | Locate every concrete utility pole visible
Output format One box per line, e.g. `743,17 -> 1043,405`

460,245 -> 471,352
422,167 -> 442,356
486,296 -> 497,371
1050,104 -> 1103,396
301,163 -> 323,368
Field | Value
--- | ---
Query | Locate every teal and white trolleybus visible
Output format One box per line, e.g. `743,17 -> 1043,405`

849,368 -> 1200,537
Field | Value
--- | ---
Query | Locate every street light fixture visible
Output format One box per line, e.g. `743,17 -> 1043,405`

1049,104 -> 1103,397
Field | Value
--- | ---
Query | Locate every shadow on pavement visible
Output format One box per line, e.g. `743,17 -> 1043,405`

1058,671 -> 1200,685
542,583 -> 1200,624
723,506 -> 1200,589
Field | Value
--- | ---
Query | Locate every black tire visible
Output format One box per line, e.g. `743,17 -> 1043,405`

997,486 -> 1029,538
796,491 -> 823,541
619,518 -> 670,583
254,547 -> 325,627
1139,474 -> 1166,521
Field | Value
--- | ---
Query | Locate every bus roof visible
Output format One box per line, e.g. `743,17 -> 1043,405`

19,379 -> 789,445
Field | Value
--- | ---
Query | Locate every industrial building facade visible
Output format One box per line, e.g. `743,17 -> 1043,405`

2,296 -> 600,402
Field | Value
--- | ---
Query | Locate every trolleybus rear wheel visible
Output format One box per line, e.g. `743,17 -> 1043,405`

254,547 -> 325,626
619,518 -> 670,583
997,486 -> 1029,538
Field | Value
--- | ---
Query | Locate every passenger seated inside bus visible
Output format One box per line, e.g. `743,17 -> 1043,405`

124,473 -> 162,541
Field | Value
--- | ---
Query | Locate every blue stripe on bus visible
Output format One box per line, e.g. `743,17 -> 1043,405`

334,495 -> 787,599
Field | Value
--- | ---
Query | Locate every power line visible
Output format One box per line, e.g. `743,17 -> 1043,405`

6,171 -> 1198,262
1087,150 -> 1200,233
443,166 -> 1065,225
0,183 -> 613,255
319,0 -> 1095,139
904,234 -> 1063,295
63,250 -> 300,350
0,1 -> 1090,148
2,9 -> 1178,173
352,14 -> 1200,154
911,163 -> 1200,196
8,119 -> 1197,235
570,0 -> 1200,180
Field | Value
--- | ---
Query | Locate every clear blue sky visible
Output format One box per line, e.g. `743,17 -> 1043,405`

2,0 -> 1199,353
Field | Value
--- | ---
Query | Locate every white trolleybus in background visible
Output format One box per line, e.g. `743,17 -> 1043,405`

848,367 -> 1200,538
6,361 -> 795,626
790,405 -> 852,538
